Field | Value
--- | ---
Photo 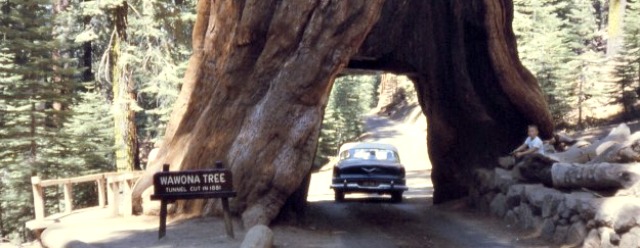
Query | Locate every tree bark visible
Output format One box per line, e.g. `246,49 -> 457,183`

551,162 -> 640,190
110,1 -> 139,172
376,73 -> 399,111
81,0 -> 94,83
133,0 -> 385,227
50,0 -> 71,128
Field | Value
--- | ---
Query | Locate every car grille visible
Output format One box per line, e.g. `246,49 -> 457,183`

340,166 -> 400,176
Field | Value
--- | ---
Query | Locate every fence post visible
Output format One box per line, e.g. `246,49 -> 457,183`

122,175 -> 133,217
63,183 -> 73,213
97,176 -> 106,208
31,176 -> 45,221
107,176 -> 120,216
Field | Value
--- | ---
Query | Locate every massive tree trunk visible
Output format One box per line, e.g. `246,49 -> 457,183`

133,0 -> 385,227
352,0 -> 553,203
133,0 -> 553,226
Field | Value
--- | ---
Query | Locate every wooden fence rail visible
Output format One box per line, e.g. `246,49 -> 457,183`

27,171 -> 143,231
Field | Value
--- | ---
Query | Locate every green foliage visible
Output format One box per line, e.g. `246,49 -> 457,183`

0,0 -> 195,240
0,0 -> 78,240
129,0 -> 194,142
62,87 -> 114,173
514,0 -> 574,121
612,0 -> 640,120
315,75 -> 380,166
513,0 -> 634,127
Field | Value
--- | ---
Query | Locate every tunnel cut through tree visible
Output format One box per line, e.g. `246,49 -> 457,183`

132,0 -> 553,227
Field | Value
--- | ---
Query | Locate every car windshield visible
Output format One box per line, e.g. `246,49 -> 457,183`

340,148 -> 399,162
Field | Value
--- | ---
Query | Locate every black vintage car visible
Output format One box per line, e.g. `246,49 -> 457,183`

331,142 -> 407,202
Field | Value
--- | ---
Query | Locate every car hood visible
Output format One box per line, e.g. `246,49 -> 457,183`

336,159 -> 403,168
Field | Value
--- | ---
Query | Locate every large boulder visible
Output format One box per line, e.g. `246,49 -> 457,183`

240,225 -> 274,248
620,227 -> 640,248
490,193 -> 508,217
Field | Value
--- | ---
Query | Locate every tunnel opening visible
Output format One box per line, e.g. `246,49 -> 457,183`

305,72 -> 432,203
272,71 -> 434,225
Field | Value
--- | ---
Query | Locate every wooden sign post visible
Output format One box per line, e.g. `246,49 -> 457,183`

151,162 -> 236,239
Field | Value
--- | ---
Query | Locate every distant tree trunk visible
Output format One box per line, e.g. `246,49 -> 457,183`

81,0 -> 94,83
30,102 -> 37,165
51,0 -> 70,127
607,0 -> 627,57
376,73 -> 398,110
110,2 -> 139,171
0,193 -> 4,237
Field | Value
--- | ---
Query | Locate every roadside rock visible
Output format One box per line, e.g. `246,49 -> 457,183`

566,221 -> 587,246
506,184 -> 524,209
610,232 -> 621,246
619,227 -> 640,248
474,169 -> 495,193
241,225 -> 273,248
516,204 -> 535,229
524,185 -> 557,208
613,203 -> 640,234
142,186 -> 160,215
599,227 -> 616,248
540,218 -> 556,239
504,210 -> 517,224
490,193 -> 507,217
541,194 -> 561,218
582,229 -> 600,248
493,168 -> 515,192
553,225 -> 568,244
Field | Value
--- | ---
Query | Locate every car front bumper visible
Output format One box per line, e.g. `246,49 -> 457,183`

331,180 -> 408,193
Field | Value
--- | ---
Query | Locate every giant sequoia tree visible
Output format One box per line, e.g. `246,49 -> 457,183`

133,0 -> 553,227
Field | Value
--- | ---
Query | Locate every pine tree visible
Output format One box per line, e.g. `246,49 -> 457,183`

561,0 -> 612,127
612,0 -> 640,120
513,0 -> 616,126
0,0 -> 78,240
513,0 -> 574,123
131,0 -> 194,144
0,0 -> 196,240
314,75 -> 380,165
79,0 -> 196,169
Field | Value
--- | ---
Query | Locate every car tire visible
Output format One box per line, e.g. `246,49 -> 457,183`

335,191 -> 345,202
391,192 -> 403,203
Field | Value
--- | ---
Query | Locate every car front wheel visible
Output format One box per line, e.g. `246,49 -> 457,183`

335,191 -> 345,202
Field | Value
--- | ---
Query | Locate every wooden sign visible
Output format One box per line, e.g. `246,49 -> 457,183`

151,169 -> 235,200
151,162 -> 236,239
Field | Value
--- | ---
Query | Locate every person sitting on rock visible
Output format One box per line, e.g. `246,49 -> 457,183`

512,124 -> 545,158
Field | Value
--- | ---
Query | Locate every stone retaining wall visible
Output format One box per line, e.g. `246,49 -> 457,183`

470,168 -> 640,247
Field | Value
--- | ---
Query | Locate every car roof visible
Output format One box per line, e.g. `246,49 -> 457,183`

338,142 -> 399,155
